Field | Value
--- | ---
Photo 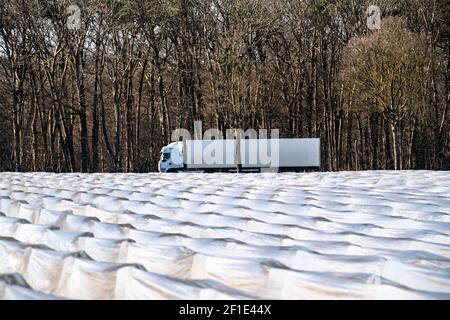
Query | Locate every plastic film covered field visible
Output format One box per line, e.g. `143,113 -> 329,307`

0,171 -> 449,299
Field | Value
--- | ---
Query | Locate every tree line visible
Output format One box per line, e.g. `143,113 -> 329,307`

0,0 -> 448,172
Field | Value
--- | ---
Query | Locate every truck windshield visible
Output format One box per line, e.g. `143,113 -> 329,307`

162,152 -> 171,161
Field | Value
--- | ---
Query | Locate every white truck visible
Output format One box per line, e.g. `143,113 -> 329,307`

158,138 -> 321,172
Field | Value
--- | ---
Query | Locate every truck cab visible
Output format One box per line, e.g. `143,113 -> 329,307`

158,142 -> 184,172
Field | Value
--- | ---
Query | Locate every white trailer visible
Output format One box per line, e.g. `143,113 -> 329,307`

158,138 -> 320,172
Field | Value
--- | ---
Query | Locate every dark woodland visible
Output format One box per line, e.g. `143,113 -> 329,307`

0,0 -> 449,172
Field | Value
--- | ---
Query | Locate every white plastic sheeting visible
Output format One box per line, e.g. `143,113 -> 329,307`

0,171 -> 449,299
0,273 -> 62,300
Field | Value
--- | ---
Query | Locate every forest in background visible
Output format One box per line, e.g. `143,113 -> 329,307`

0,0 -> 448,173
